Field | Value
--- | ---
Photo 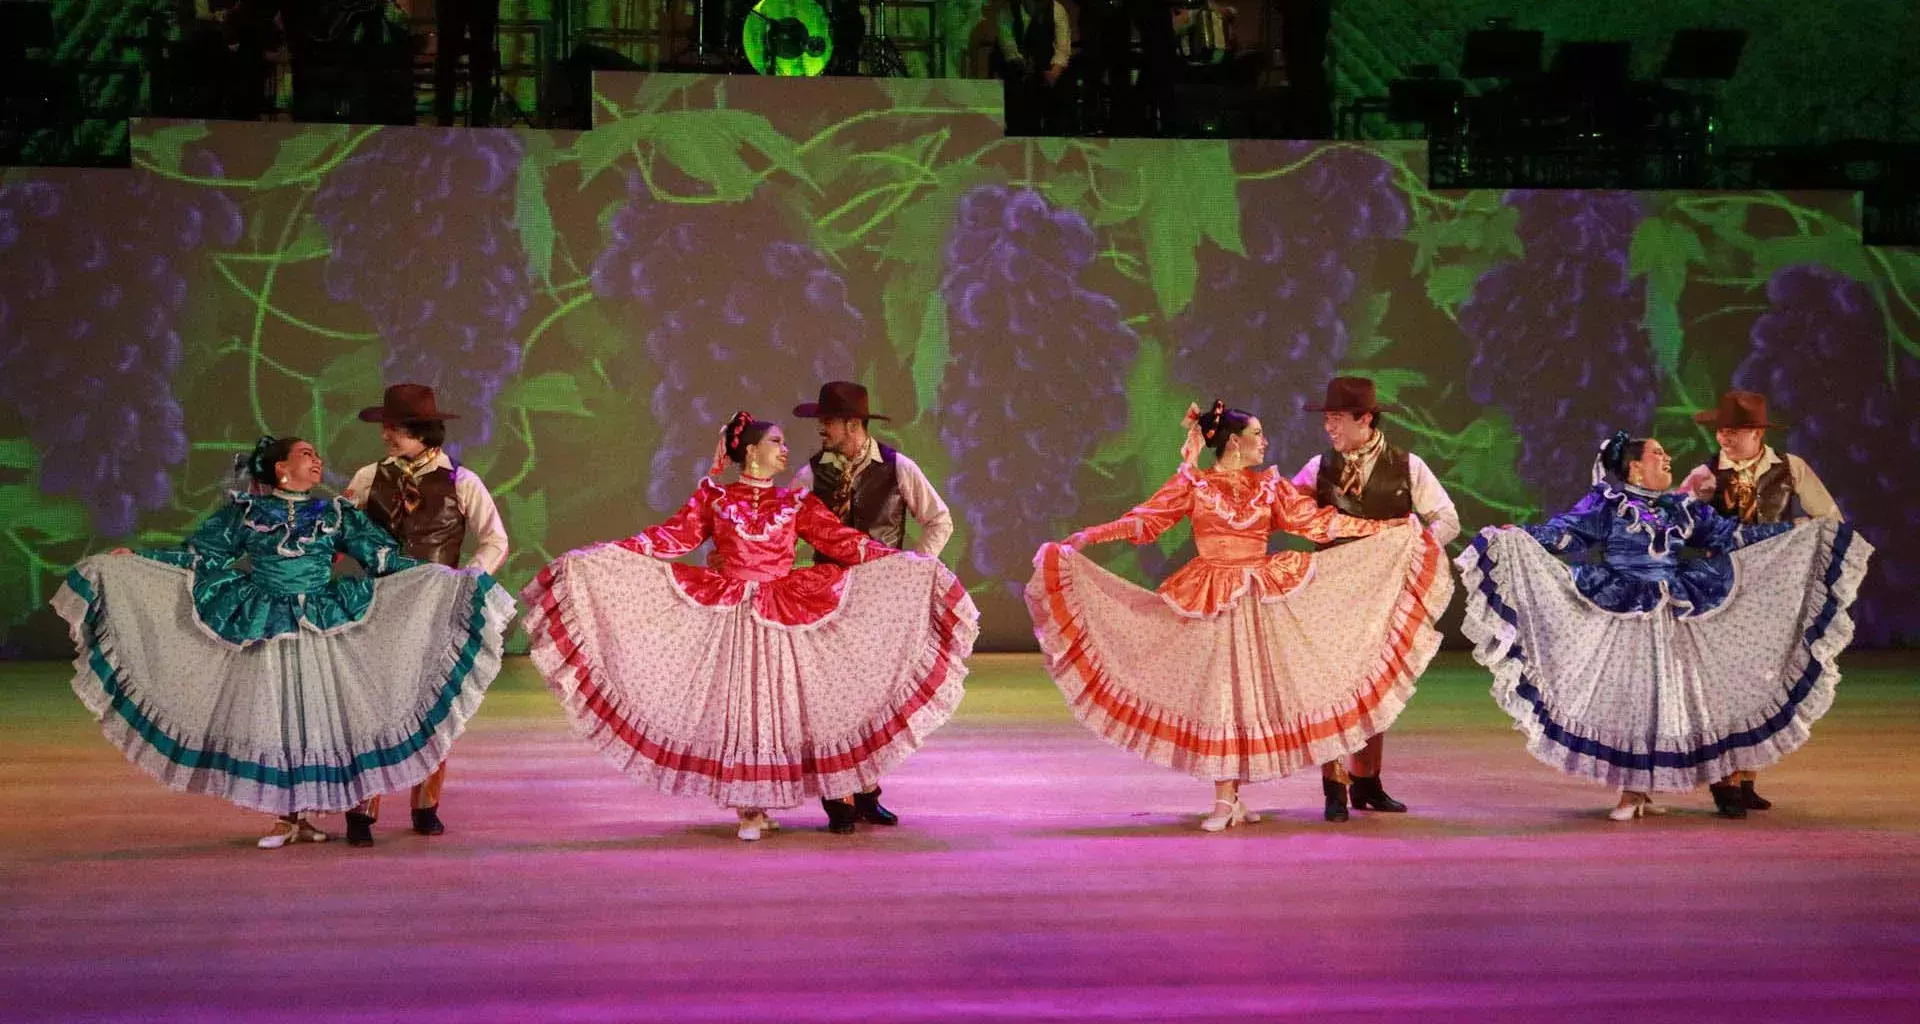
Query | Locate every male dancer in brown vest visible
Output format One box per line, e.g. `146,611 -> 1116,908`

340,384 -> 511,847
790,381 -> 955,833
1677,388 -> 1843,812
1292,377 -> 1459,822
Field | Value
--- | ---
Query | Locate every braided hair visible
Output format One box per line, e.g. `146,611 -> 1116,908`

235,435 -> 303,492
721,411 -> 775,466
1597,429 -> 1651,481
1195,400 -> 1254,459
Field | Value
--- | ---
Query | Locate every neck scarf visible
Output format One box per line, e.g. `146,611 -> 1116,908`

1337,430 -> 1386,499
1721,448 -> 1769,523
818,437 -> 875,519
394,447 -> 444,519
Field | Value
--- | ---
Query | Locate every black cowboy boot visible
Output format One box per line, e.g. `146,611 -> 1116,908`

1740,779 -> 1772,811
1348,775 -> 1408,813
1322,778 -> 1350,823
346,811 -> 377,847
822,797 -> 860,834
853,787 -> 898,826
411,805 -> 446,835
1708,783 -> 1748,819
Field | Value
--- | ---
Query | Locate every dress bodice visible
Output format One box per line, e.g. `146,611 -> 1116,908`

620,478 -> 897,625
139,491 -> 421,646
1525,483 -> 1790,615
625,479 -> 880,577
1073,466 -> 1394,615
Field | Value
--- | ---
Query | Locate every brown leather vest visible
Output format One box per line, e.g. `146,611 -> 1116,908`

808,444 -> 907,562
364,461 -> 467,567
1313,443 -> 1413,550
1706,454 -> 1798,524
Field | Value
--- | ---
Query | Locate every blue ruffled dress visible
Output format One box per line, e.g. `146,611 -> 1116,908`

52,491 -> 517,814
1456,483 -> 1872,792
1522,484 -> 1780,616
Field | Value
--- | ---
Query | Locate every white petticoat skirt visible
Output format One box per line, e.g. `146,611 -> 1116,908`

53,556 -> 516,815
1455,521 -> 1871,792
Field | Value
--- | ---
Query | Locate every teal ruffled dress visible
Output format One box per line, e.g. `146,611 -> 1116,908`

53,491 -> 517,815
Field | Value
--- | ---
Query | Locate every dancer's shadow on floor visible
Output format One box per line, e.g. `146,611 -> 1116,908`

58,806 -> 1769,861
454,822 -> 966,855
1048,805 -> 1751,840
58,828 -> 957,861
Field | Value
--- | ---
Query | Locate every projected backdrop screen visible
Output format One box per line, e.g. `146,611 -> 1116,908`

0,74 -> 1914,654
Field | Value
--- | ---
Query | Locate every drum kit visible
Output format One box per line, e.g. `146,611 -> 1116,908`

740,0 -> 834,76
691,0 -> 907,77
719,0 -> 1239,77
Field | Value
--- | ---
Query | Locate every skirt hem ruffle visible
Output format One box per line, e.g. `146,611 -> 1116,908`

521,552 -> 979,810
1455,522 -> 1871,793
1024,529 -> 1450,783
53,564 -> 516,815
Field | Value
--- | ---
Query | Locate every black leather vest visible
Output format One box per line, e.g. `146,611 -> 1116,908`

365,461 -> 467,567
808,444 -> 907,561
1706,453 -> 1799,524
1313,443 -> 1412,550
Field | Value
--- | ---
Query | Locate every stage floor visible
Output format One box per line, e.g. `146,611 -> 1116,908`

4,653 -> 1918,1022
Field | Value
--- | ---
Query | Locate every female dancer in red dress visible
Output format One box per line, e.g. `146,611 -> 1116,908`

521,412 -> 979,840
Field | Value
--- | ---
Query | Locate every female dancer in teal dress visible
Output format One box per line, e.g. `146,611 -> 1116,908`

52,436 -> 516,847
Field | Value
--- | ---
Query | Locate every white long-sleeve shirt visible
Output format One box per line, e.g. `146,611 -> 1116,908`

1292,448 -> 1461,547
790,438 -> 954,558
343,452 -> 510,574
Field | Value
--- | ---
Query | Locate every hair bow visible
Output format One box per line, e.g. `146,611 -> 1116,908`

1179,403 -> 1205,468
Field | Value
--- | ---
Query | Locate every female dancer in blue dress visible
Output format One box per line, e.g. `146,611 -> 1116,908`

1456,431 -> 1872,820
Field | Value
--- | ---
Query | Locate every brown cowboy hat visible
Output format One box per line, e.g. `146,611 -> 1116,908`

1692,389 -> 1781,430
357,383 -> 460,424
1304,376 -> 1384,415
793,380 -> 890,421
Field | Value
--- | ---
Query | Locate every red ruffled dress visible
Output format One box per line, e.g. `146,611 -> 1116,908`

1026,466 -> 1452,782
522,477 -> 979,809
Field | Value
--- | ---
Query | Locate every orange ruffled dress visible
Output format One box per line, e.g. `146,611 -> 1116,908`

1026,466 -> 1453,782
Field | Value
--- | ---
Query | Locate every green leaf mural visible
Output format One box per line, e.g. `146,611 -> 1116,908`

2,78 -> 1917,653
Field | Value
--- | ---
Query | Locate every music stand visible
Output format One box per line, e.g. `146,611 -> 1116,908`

1660,29 -> 1747,80
1548,41 -> 1632,93
1461,28 -> 1542,79
0,1 -> 55,63
1388,77 -> 1464,125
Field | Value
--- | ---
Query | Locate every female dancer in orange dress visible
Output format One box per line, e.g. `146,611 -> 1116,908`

1027,402 -> 1452,829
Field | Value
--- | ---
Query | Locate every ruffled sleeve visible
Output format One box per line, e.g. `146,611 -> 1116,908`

797,492 -> 892,565
337,502 -> 424,577
139,500 -> 245,571
1525,489 -> 1612,557
1076,470 -> 1193,545
1685,499 -> 1791,553
1267,471 -> 1391,543
623,479 -> 717,559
